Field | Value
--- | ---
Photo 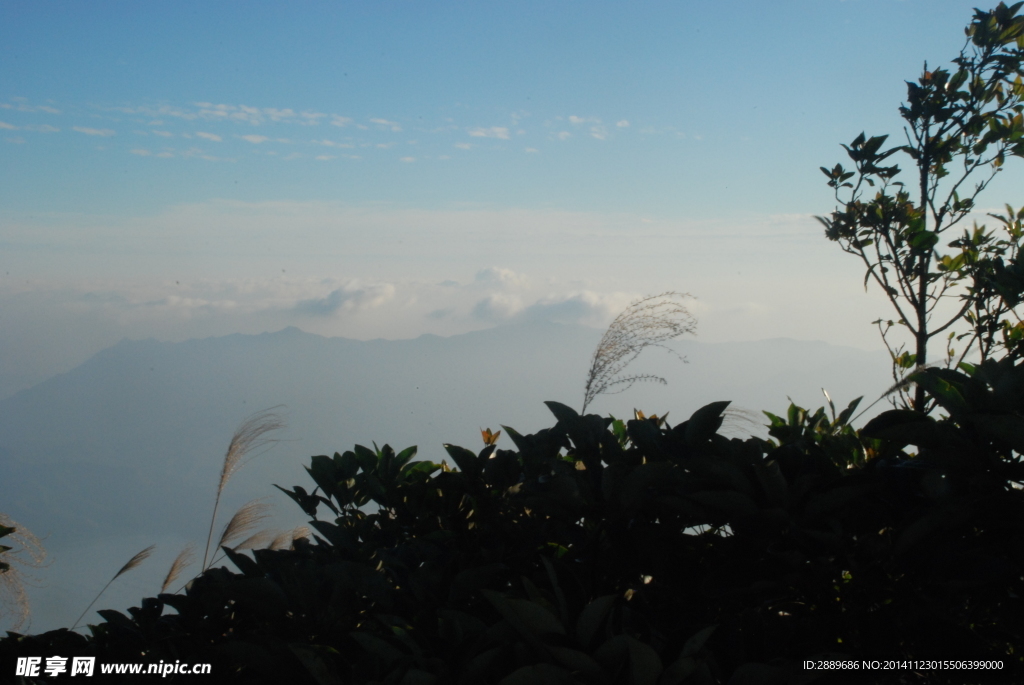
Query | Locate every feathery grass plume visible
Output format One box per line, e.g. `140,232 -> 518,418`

72,545 -> 154,631
268,526 -> 311,551
231,528 -> 277,552
268,530 -> 293,551
201,407 -> 285,570
198,501 -> 272,572
582,292 -> 697,414
215,500 -> 272,553
160,544 -> 195,594
0,514 -> 47,632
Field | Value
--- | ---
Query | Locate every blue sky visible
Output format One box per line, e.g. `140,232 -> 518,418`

2,1 -> 994,215
2,0 -> 1022,395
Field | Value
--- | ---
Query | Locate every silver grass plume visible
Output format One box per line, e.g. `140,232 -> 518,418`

72,545 -> 155,630
269,526 -> 310,551
160,544 -> 195,594
215,500 -> 272,553
201,407 -> 285,570
582,292 -> 696,414
0,514 -> 47,632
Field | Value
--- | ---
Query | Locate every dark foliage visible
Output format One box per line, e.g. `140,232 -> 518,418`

3,359 -> 1023,684
818,1 -> 1024,411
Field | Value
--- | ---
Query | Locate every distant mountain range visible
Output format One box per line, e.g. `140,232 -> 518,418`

0,322 -> 891,633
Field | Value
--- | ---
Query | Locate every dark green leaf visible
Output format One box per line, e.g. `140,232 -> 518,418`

685,401 -> 731,446
576,595 -> 617,648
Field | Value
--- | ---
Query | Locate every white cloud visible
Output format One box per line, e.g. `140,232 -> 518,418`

369,118 -> 402,131
239,134 -> 269,144
568,115 -> 599,125
25,124 -> 59,133
0,101 -> 60,114
313,139 -> 353,148
3,200 -> 886,355
0,121 -> 18,130
616,120 -> 630,128
264,108 -> 296,121
160,102 -> 326,126
296,282 -> 396,316
176,147 -> 234,162
73,126 -> 115,137
5,136 -> 25,144
470,293 -> 522,321
193,103 -> 261,124
156,151 -> 174,158
129,149 -> 152,156
510,111 -> 531,130
556,131 -> 571,140
525,148 -> 539,153
474,267 -> 527,288
116,104 -> 196,121
590,126 -> 608,140
518,292 -> 617,326
468,127 -> 510,139
152,131 -> 173,137
195,132 -> 222,142
454,142 -> 472,150
400,157 -> 416,163
315,155 -> 334,161
426,307 -> 455,319
330,116 -> 353,127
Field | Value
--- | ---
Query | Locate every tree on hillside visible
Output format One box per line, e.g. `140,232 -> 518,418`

817,2 -> 1024,411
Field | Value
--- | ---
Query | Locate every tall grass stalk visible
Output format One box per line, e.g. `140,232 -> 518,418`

71,545 -> 154,630
171,520 -> 307,595
191,500 -> 273,578
201,407 -> 285,571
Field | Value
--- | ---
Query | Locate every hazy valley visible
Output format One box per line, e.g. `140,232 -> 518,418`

0,321 -> 890,632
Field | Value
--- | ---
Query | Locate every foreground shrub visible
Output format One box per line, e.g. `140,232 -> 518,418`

3,361 -> 1024,684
